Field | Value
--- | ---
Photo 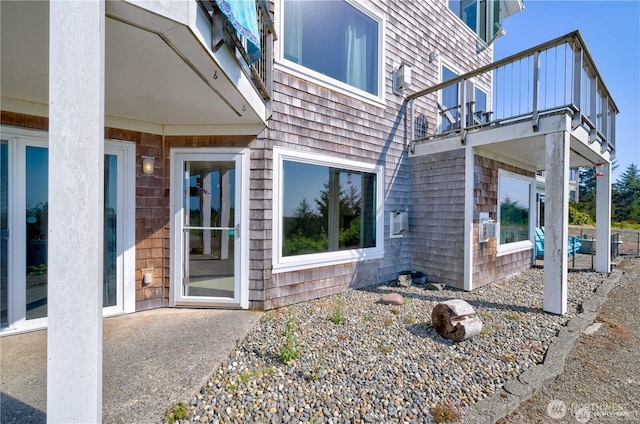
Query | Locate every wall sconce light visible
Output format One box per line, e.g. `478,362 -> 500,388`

392,61 -> 412,96
142,156 -> 155,175
486,26 -> 506,46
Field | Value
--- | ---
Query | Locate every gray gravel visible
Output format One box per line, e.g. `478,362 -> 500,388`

182,268 -> 604,423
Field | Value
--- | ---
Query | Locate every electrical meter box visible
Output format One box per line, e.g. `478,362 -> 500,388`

479,212 -> 496,243
392,211 -> 408,236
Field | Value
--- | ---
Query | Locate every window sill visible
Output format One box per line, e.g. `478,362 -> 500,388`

272,248 -> 384,274
496,240 -> 533,257
274,61 -> 386,109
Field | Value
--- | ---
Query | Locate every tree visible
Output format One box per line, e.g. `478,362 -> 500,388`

613,163 -> 640,222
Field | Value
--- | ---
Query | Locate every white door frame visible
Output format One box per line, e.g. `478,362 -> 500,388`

0,126 -> 135,334
169,148 -> 249,309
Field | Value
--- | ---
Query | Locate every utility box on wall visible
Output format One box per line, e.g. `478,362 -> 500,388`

391,211 -> 408,237
479,212 -> 496,243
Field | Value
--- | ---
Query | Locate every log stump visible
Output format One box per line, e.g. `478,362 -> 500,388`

431,299 -> 483,342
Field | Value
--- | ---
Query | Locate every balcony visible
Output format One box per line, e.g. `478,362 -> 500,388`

195,0 -> 274,102
0,0 -> 273,134
408,31 -> 618,169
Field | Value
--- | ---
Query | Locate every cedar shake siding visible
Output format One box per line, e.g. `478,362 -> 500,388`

253,0 -> 493,307
473,155 -> 535,288
408,149 -> 466,288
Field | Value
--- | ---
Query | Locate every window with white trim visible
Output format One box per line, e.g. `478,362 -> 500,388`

497,170 -> 534,254
273,149 -> 384,272
281,0 -> 382,97
448,0 -> 502,44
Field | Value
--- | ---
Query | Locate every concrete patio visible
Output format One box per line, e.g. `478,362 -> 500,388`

1,308 -> 262,423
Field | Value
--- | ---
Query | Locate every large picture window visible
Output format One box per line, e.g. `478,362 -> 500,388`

498,170 -> 534,253
282,0 -> 381,96
274,149 -> 383,271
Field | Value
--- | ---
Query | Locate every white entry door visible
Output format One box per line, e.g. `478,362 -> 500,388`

171,150 -> 248,308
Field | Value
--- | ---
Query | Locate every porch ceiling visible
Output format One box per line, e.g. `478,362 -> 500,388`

464,113 -> 610,171
0,1 -> 265,132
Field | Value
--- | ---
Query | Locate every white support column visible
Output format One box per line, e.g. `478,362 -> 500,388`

595,162 -> 611,272
543,131 -> 569,315
463,145 -> 475,291
221,169 -> 231,260
47,1 -> 105,423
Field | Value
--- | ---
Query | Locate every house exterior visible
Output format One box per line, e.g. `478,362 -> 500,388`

1,0 -> 619,420
1,0 -> 618,328
1,0 -> 618,326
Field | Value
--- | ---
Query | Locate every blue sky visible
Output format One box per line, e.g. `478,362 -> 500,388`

494,0 -> 640,182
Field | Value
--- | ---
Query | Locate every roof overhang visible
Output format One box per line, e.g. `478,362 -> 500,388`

0,0 -> 267,136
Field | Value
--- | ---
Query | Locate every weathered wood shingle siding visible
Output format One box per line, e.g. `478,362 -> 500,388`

249,0 -> 493,309
473,155 -> 535,287
409,149 -> 466,288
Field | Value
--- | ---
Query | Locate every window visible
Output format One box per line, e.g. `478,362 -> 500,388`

498,170 -> 534,253
448,0 -> 502,44
282,0 -> 381,97
273,149 -> 383,271
0,127 -> 136,333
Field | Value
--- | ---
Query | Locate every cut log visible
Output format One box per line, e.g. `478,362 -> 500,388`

431,299 -> 483,342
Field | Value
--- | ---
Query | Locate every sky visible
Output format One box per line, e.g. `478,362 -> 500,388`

493,0 -> 640,182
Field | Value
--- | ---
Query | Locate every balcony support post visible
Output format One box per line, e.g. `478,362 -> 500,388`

460,79 -> 467,143
47,0 -> 105,421
409,98 -> 415,152
571,47 -> 583,130
543,131 -> 570,315
595,162 -> 612,272
600,95 -> 609,153
532,51 -> 540,131
589,74 -> 598,144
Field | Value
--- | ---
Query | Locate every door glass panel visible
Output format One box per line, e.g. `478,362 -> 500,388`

182,161 -> 235,299
25,146 -> 48,320
1,141 -> 8,327
104,154 -> 117,307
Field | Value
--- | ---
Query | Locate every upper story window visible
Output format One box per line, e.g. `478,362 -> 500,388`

448,0 -> 502,44
282,0 -> 382,97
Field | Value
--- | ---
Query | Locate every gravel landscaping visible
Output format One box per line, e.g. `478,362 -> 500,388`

182,268 -> 605,423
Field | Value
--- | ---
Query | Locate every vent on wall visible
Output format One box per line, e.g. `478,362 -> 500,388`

391,210 -> 408,237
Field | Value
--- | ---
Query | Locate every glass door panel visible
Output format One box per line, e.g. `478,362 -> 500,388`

104,154 -> 118,307
25,146 -> 48,320
1,141 -> 8,327
182,160 -> 235,299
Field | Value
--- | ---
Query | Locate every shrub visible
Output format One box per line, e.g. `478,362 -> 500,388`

569,203 -> 594,225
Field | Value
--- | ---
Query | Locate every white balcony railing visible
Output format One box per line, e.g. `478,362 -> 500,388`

408,31 -> 618,156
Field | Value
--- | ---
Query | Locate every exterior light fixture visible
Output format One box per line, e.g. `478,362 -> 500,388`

142,156 -> 155,175
486,26 -> 506,46
428,50 -> 439,63
392,61 -> 412,96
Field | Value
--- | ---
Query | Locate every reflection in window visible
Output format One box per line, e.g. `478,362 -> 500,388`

448,0 -> 502,43
282,161 -> 376,256
283,0 -> 380,95
499,174 -> 531,245
104,154 -> 117,307
25,146 -> 48,320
